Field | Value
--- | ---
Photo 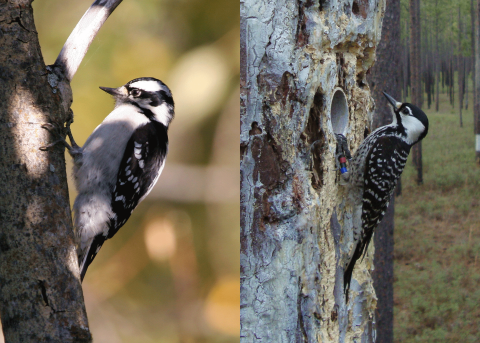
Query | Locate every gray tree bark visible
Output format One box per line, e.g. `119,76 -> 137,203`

476,0 -> 480,164
367,0 -> 400,341
0,0 -> 122,341
436,0 -> 440,112
471,0 -> 476,108
458,5 -> 464,128
241,0 -> 386,341
409,0 -> 423,184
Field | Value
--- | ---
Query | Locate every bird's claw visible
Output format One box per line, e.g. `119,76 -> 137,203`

40,139 -> 68,151
334,133 -> 351,183
40,121 -> 72,151
335,133 -> 352,159
41,123 -> 56,131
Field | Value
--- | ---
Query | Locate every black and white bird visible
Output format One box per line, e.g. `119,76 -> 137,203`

342,92 -> 428,300
43,77 -> 174,281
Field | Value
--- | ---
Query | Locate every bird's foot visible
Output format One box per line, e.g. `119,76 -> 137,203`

334,133 -> 352,159
334,134 -> 351,183
40,114 -> 81,157
40,122 -> 72,151
64,111 -> 81,152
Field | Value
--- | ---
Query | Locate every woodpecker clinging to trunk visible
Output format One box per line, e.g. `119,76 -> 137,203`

341,92 -> 428,301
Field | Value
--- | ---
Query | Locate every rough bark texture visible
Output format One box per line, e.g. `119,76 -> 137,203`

0,1 -> 91,342
367,0 -> 399,341
240,0 -> 386,341
435,0 -> 439,113
409,0 -> 423,184
472,0 -> 476,108
458,6 -> 464,128
476,0 -> 480,164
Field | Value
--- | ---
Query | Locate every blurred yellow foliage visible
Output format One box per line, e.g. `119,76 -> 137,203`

204,277 -> 241,335
144,217 -> 177,261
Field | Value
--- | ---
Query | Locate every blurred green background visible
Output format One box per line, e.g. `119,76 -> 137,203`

27,1 -> 238,342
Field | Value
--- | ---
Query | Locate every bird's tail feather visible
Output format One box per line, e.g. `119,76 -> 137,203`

78,237 -> 93,282
343,240 -> 366,302
78,234 -> 106,282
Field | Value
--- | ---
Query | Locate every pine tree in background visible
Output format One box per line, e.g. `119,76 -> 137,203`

409,0 -> 423,184
367,0 -> 400,341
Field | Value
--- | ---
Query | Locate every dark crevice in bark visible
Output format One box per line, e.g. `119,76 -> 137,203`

357,71 -> 367,88
296,277 -> 308,342
352,0 -> 369,19
38,280 -> 49,307
304,91 -> 326,189
336,53 -> 345,88
9,16 -> 29,31
275,72 -> 298,107
249,122 -> 263,136
319,0 -> 328,12
296,0 -> 312,47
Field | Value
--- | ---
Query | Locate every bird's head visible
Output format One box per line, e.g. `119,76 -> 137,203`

383,92 -> 428,145
100,77 -> 175,127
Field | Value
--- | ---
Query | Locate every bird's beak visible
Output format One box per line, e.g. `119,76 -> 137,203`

383,92 -> 402,110
100,86 -> 127,97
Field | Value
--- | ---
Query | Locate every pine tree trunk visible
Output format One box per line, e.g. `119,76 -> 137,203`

0,1 -> 91,342
404,20 -> 410,101
367,1 -> 400,341
459,56 -> 464,127
240,0 -> 386,341
475,0 -> 480,163
472,0 -> 476,105
409,0 -> 423,184
465,60 -> 468,110
435,0 -> 440,112
459,6 -> 464,127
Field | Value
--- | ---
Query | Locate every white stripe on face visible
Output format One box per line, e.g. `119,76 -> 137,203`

129,81 -> 162,92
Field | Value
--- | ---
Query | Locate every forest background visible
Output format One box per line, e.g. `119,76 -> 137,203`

393,0 -> 480,341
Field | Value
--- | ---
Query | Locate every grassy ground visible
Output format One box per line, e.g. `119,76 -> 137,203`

394,88 -> 480,342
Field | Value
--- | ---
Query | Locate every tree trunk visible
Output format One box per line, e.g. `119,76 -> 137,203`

466,58 -> 469,110
240,0 -> 386,341
409,0 -> 423,185
459,56 -> 464,127
435,0 -> 440,112
472,0 -> 476,105
458,5 -> 464,127
403,20 -> 410,101
0,1 -> 91,342
475,0 -> 480,164
367,1 -> 400,341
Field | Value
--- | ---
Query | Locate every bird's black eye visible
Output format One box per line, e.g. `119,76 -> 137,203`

131,89 -> 141,97
402,108 -> 410,115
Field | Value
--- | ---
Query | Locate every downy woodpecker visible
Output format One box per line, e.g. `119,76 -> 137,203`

43,77 -> 174,281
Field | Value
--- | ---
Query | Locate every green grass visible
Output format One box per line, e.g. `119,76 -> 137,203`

394,88 -> 480,342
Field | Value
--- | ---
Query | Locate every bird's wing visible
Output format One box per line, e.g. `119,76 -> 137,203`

78,123 -> 167,282
360,136 -> 409,254
344,136 -> 409,295
108,122 -> 168,238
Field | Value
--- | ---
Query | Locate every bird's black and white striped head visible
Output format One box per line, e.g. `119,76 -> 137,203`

100,77 -> 174,127
383,92 -> 428,145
